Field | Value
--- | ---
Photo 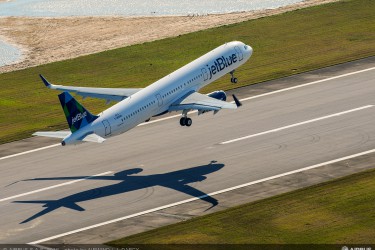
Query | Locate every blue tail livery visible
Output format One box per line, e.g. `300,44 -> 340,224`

58,92 -> 98,133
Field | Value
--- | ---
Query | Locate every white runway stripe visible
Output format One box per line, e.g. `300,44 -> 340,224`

240,66 -> 375,102
220,105 -> 374,145
0,171 -> 113,202
0,143 -> 60,161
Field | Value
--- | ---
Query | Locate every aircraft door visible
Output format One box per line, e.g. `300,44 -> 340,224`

234,46 -> 243,61
156,94 -> 163,107
102,120 -> 111,136
201,68 -> 209,81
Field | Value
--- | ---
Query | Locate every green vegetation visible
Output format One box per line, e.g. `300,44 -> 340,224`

1,0 -> 374,143
108,168 -> 375,244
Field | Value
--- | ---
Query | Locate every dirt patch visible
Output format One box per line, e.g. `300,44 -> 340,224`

0,0 -> 339,73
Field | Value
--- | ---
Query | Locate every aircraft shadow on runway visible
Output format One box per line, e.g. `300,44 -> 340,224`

14,161 -> 224,224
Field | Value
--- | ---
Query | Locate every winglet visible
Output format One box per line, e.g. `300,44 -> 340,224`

39,74 -> 52,88
232,94 -> 242,107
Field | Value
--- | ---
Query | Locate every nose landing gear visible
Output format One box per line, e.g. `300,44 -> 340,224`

230,70 -> 238,83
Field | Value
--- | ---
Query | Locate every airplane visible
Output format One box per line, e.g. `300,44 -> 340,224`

34,41 -> 253,146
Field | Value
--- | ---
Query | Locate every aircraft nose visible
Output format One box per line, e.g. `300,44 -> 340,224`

244,44 -> 253,58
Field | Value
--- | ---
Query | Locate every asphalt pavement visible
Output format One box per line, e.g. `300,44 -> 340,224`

0,57 -> 375,243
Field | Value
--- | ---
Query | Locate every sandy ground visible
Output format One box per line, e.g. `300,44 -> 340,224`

0,0 -> 339,73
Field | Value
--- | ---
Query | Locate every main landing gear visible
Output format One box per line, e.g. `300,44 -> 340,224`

230,70 -> 238,83
180,110 -> 192,127
180,117 -> 192,127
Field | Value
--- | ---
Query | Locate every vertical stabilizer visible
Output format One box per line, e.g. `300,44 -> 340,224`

58,92 -> 98,133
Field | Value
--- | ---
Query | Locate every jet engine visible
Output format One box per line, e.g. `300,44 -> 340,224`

207,90 -> 227,101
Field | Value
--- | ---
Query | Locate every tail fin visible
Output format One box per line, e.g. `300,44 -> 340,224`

58,92 -> 98,133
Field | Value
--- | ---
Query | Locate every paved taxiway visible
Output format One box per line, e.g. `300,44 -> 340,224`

0,57 -> 375,243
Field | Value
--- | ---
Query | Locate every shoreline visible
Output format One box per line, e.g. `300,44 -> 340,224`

0,33 -> 26,66
0,0 -> 339,74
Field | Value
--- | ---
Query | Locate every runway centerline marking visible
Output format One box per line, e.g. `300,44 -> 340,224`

1,66 -> 375,161
220,105 -> 374,145
29,147 -> 375,244
0,171 -> 113,203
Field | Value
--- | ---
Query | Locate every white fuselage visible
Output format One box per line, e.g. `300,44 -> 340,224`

69,41 -> 252,143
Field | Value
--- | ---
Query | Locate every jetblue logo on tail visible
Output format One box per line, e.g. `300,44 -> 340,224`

207,54 -> 237,80
58,91 -> 98,133
72,111 -> 87,125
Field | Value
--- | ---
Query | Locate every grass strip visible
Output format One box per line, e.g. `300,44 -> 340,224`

0,0 -> 374,144
108,168 -> 375,244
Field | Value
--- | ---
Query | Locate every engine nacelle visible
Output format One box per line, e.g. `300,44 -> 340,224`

207,90 -> 227,101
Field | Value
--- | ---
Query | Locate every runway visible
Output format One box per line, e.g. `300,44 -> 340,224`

1,57 -> 375,243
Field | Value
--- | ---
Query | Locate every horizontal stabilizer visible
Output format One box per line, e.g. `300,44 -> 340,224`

33,131 -> 105,144
81,133 -> 106,143
33,131 -> 71,139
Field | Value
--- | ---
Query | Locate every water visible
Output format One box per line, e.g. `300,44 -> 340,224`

0,39 -> 21,67
0,0 -> 303,17
0,0 -> 303,67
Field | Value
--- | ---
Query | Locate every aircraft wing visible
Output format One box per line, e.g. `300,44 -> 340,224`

169,92 -> 241,113
40,74 -> 142,102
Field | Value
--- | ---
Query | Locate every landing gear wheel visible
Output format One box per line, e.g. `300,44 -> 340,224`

185,118 -> 192,127
180,117 -> 186,126
229,70 -> 237,84
180,117 -> 192,127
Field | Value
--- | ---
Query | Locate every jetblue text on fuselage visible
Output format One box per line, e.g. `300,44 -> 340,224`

207,53 -> 237,80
